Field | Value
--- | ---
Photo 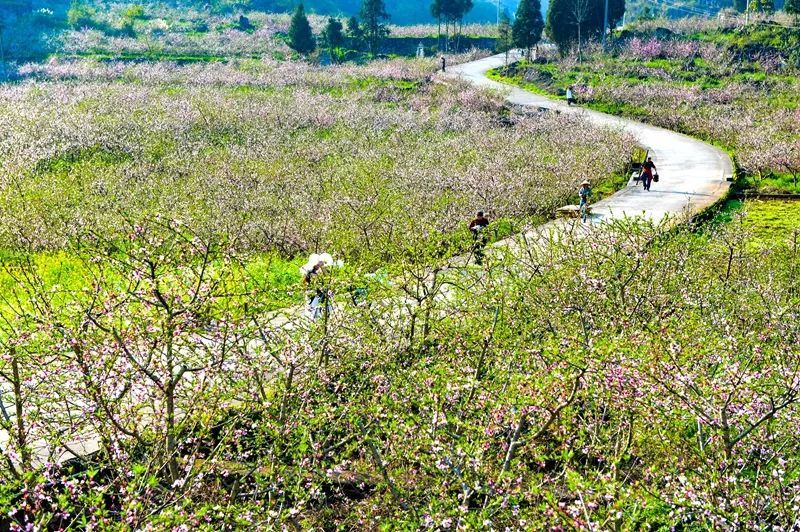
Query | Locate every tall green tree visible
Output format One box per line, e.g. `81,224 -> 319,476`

430,0 -> 445,51
751,0 -> 774,11
431,0 -> 457,52
569,0 -> 591,61
453,0 -> 474,52
346,16 -> 365,50
288,3 -> 316,55
497,9 -> 513,65
322,17 -> 345,61
322,17 -> 345,49
786,0 -> 800,22
546,0 -> 624,54
513,0 -> 545,59
431,0 -> 473,52
360,0 -> 390,56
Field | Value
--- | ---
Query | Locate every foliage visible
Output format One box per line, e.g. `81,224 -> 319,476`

431,0 -> 477,52
2,212 -> 800,527
246,0 -> 506,24
123,4 -> 146,21
322,16 -> 346,49
785,0 -> 800,19
346,15 -> 366,50
546,0 -> 624,53
512,0 -> 544,56
496,9 -> 513,62
360,0 -> 391,55
750,0 -> 775,12
289,3 -> 316,55
6,5 -> 800,529
13,3 -> 496,63
67,0 -> 97,29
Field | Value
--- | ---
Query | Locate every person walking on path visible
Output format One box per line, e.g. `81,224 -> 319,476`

566,86 -> 575,106
301,253 -> 342,320
469,211 -> 490,265
304,260 -> 328,320
640,156 -> 657,191
578,180 -> 592,222
440,56 -> 446,72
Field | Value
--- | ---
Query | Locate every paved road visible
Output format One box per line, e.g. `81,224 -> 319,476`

447,53 -> 733,225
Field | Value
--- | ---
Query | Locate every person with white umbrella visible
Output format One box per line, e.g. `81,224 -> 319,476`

300,253 -> 342,320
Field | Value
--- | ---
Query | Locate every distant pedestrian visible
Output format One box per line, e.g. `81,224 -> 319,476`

440,55 -> 446,72
640,156 -> 657,191
469,211 -> 490,265
566,86 -> 575,106
578,180 -> 591,222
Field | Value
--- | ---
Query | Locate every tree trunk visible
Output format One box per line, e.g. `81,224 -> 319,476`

12,355 -> 31,470
166,380 -> 180,482
165,327 -> 180,483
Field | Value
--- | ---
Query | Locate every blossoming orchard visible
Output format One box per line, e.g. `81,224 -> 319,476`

1,0 -> 799,529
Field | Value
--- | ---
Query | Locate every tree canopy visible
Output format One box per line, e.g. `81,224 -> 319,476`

322,17 -> 345,49
360,0 -> 390,56
497,9 -> 514,63
513,0 -> 545,55
546,0 -> 624,53
288,3 -> 316,55
787,0 -> 800,20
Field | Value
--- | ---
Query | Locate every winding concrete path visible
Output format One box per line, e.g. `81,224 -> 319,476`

447,53 -> 733,224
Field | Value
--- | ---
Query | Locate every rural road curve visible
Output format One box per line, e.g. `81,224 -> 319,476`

447,52 -> 734,225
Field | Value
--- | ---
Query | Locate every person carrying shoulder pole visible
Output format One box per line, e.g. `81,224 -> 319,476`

578,180 -> 591,223
469,211 -> 490,265
640,156 -> 657,191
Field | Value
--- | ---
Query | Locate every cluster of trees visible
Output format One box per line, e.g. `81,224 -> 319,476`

732,0 -> 795,13
430,0 -> 474,52
65,1 -> 148,34
546,0 -> 625,56
3,208 -> 800,528
66,0 -> 96,28
288,0 -> 389,58
496,0 -> 620,61
242,0 -> 505,24
288,0 -> 625,59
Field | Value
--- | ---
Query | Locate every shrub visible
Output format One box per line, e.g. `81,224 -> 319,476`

67,0 -> 97,29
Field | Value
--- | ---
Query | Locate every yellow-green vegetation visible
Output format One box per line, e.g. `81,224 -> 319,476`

723,199 -> 800,246
0,251 -> 305,312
